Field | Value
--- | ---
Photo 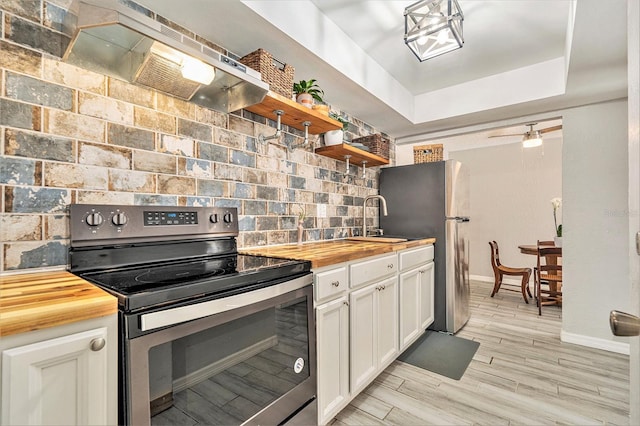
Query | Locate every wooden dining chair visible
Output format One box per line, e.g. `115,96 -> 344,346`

489,241 -> 532,303
534,241 -> 562,315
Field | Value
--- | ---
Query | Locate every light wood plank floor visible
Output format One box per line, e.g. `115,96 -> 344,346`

333,280 -> 630,425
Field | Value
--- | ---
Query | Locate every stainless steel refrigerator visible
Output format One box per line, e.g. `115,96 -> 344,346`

379,160 -> 470,333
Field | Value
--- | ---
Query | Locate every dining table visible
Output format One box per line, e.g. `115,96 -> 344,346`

518,243 -> 562,296
518,243 -> 562,267
518,244 -> 560,256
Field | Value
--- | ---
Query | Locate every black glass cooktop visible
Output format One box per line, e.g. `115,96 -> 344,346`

78,254 -> 310,312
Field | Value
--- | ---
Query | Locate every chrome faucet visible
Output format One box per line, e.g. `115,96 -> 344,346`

362,195 -> 388,237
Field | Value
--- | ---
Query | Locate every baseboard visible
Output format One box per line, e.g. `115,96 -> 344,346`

173,335 -> 278,392
473,276 -> 628,355
561,330 -> 630,355
470,274 -> 524,286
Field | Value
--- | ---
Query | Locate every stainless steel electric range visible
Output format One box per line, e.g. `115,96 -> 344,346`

68,204 -> 316,426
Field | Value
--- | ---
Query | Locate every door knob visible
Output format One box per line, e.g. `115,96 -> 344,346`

609,310 -> 640,336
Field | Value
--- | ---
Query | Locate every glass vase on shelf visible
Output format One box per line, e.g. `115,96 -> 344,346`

295,204 -> 306,246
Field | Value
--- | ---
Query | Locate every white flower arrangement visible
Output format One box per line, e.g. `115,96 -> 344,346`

551,197 -> 562,237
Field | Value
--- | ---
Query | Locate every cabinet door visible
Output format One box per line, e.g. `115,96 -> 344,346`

349,284 -> 377,394
399,268 -> 421,351
420,261 -> 435,329
316,296 -> 350,425
376,276 -> 399,368
1,328 -> 109,426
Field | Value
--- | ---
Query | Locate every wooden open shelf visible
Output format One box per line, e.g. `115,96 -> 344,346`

244,91 -> 343,134
315,143 -> 389,167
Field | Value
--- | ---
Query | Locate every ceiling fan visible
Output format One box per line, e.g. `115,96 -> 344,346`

489,123 -> 563,148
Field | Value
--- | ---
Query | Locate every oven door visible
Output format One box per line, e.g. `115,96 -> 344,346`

125,274 -> 315,426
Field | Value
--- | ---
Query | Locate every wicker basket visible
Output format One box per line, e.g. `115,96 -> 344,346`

352,133 -> 390,159
239,48 -> 294,98
413,144 -> 443,163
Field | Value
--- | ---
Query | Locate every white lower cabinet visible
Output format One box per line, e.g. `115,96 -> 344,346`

375,277 -> 400,368
420,261 -> 435,330
0,315 -> 117,426
349,275 -> 398,395
399,261 -> 435,351
316,296 -> 350,425
399,246 -> 435,351
314,244 -> 433,425
399,267 -> 422,349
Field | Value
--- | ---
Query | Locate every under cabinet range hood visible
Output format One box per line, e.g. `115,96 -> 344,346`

63,0 -> 268,113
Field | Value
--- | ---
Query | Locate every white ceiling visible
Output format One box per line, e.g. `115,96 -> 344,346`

135,0 -> 628,141
308,0 -> 570,95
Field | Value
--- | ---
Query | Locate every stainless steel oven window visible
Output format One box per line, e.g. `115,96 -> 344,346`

126,281 -> 316,426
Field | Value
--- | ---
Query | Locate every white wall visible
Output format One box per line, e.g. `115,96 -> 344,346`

562,99 -> 630,352
448,140 -> 562,279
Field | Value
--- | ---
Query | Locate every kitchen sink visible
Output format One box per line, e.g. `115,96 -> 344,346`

347,236 -> 408,243
346,235 -> 426,243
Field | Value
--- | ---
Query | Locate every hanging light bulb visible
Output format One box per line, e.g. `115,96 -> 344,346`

436,29 -> 450,45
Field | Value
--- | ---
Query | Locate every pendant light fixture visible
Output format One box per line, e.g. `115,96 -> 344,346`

404,0 -> 464,62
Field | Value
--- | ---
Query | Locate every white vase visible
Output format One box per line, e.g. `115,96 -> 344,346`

324,130 -> 344,146
554,236 -> 562,247
296,93 -> 313,108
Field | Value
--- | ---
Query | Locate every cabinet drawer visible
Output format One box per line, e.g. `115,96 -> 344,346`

315,267 -> 348,302
350,253 -> 397,288
399,245 -> 434,271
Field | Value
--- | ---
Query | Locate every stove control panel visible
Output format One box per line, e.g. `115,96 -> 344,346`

144,210 -> 198,226
70,204 -> 239,247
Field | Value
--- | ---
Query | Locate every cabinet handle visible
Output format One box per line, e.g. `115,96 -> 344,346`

331,281 -> 340,287
343,301 -> 349,306
387,263 -> 394,269
90,338 -> 106,352
382,285 -> 386,290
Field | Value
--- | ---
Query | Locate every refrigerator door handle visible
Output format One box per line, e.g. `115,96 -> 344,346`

446,217 -> 471,222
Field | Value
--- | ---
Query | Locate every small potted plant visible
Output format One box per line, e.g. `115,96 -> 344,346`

324,113 -> 348,146
293,79 -> 324,108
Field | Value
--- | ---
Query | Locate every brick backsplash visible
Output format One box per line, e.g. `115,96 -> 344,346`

0,0 -> 395,272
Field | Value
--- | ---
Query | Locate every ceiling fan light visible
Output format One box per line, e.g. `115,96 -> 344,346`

522,131 -> 543,148
404,0 -> 464,62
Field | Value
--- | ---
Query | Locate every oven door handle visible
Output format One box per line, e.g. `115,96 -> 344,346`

140,274 -> 312,331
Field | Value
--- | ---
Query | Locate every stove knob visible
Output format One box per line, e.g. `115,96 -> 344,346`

223,213 -> 234,223
85,212 -> 104,227
210,213 -> 219,224
112,212 -> 128,226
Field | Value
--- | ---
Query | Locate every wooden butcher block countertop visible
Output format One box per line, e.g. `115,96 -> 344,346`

0,271 -> 117,337
240,238 -> 436,268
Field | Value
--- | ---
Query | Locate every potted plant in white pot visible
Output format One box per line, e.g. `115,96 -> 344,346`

324,113 -> 348,146
293,79 -> 324,108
